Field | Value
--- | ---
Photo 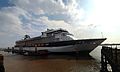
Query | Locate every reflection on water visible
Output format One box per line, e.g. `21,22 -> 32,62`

1,47 -> 102,72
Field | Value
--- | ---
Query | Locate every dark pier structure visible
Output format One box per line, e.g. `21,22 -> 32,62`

101,44 -> 120,72
0,54 -> 5,72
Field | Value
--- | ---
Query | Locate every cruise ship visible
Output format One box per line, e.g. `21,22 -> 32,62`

15,28 -> 106,54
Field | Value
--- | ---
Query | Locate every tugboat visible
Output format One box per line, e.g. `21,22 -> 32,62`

14,28 -> 106,54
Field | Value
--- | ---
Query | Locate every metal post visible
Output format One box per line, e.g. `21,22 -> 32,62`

7,47 -> 10,53
35,45 -> 37,53
101,48 -> 103,72
115,48 -> 118,65
114,47 -> 118,72
12,47 -> 14,54
101,47 -> 105,72
104,56 -> 108,72
101,46 -> 109,72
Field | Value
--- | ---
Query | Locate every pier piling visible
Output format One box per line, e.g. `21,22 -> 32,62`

0,54 -> 5,72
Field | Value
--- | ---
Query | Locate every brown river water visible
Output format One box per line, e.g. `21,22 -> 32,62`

0,47 -> 102,72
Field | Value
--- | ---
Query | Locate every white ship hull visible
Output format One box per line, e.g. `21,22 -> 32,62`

48,43 -> 99,52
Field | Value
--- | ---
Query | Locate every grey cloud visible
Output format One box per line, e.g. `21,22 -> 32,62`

11,0 -> 85,25
0,0 -> 95,47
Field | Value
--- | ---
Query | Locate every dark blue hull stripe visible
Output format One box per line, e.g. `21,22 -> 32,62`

15,38 -> 106,47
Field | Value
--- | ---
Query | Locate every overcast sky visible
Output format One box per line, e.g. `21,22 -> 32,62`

0,0 -> 120,48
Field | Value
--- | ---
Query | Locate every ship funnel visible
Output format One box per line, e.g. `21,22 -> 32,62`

24,35 -> 30,40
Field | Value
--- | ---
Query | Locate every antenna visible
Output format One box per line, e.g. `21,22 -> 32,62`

101,32 -> 103,38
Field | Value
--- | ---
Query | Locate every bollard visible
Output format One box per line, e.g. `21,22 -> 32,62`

0,54 -> 5,72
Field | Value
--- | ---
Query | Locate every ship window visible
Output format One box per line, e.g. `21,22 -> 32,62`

47,33 -> 52,37
86,41 -> 90,44
38,44 -> 41,46
62,33 -> 66,36
35,44 -> 37,47
31,44 -> 33,46
41,44 -> 44,46
51,33 -> 54,36
78,41 -> 82,44
82,41 -> 84,44
42,32 -> 43,35
45,43 -> 49,46
93,42 -> 96,44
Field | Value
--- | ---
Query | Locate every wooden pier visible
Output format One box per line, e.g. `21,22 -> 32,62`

101,45 -> 120,72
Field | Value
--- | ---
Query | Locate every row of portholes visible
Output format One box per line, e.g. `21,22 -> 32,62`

77,41 -> 97,44
34,43 -> 49,47
15,43 -> 49,47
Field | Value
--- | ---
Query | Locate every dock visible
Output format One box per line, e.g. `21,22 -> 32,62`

101,45 -> 120,72
3,47 -> 49,56
2,47 -> 90,56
